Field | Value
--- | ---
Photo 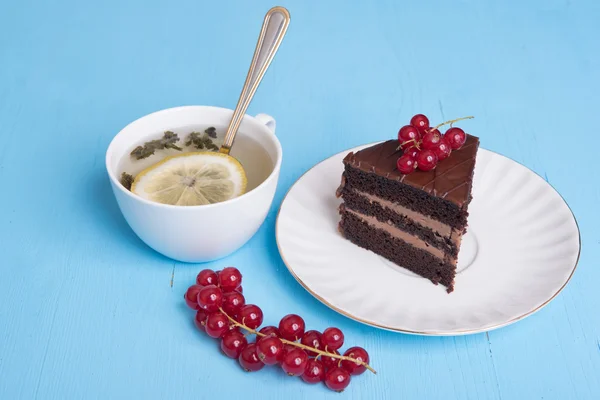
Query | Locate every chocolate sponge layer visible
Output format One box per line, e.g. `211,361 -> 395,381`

342,164 -> 471,230
339,211 -> 455,292
340,187 -> 459,257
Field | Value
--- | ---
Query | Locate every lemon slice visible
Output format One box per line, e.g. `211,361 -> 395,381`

131,152 -> 247,206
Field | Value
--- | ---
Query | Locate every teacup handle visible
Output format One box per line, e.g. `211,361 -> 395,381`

254,113 -> 276,133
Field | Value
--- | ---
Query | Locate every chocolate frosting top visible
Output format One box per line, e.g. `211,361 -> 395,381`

343,135 -> 480,208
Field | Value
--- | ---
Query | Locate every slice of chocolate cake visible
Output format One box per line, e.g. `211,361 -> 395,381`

336,134 -> 479,292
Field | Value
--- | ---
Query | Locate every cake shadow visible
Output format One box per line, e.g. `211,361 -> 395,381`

324,192 -> 344,232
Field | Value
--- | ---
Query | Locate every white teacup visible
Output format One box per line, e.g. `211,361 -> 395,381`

105,106 -> 282,262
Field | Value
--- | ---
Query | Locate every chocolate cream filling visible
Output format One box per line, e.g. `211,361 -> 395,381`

353,190 -> 453,237
343,208 -> 455,264
350,190 -> 463,250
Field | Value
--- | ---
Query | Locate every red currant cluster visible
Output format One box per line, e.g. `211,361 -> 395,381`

396,114 -> 473,174
185,267 -> 375,392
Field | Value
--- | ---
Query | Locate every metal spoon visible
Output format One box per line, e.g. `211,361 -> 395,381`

219,6 -> 291,155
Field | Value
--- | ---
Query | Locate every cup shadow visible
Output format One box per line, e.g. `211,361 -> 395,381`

81,168 -> 164,260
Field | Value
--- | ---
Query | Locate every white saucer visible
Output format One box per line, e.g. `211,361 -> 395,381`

276,143 -> 580,335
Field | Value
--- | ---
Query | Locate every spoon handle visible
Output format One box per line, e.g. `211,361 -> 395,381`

220,6 -> 290,155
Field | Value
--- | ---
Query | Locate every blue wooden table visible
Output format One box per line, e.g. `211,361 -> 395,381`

1,0 -> 598,398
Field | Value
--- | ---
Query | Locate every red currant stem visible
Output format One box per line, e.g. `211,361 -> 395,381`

218,308 -> 377,374
396,139 -> 420,152
427,116 -> 474,132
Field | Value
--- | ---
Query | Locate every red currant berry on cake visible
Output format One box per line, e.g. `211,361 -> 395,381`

416,149 -> 439,171
196,269 -> 218,286
410,114 -> 430,133
197,285 -> 223,313
397,154 -> 417,174
398,125 -> 421,149
432,137 -> 452,161
281,348 -> 309,376
193,309 -> 208,332
221,330 -> 248,359
218,267 -> 242,292
321,327 -> 344,351
205,312 -> 230,338
222,291 -> 245,315
403,146 -> 420,159
445,127 -> 467,149
421,128 -> 442,150
278,314 -> 306,341
236,304 -> 263,329
325,367 -> 351,392
340,347 -> 370,376
301,330 -> 323,356
239,343 -> 265,372
184,285 -> 204,310
256,335 -> 285,365
259,325 -> 280,337
301,358 -> 326,384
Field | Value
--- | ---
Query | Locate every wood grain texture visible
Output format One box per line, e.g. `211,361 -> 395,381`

0,0 -> 598,399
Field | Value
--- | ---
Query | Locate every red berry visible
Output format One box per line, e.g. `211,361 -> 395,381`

256,336 -> 285,365
410,114 -> 430,133
396,154 -> 417,174
403,146 -> 420,159
196,269 -> 218,286
281,348 -> 309,376
445,127 -> 467,149
340,347 -> 370,376
432,137 -> 452,161
184,285 -> 203,310
239,343 -> 264,372
421,128 -> 442,150
282,344 -> 297,358
397,125 -> 420,149
225,324 -> 240,334
321,327 -> 344,351
278,314 -> 306,341
222,291 -> 245,315
236,304 -> 263,329
417,149 -> 439,171
301,358 -> 325,384
197,285 -> 223,313
301,330 -> 323,357
205,312 -> 230,338
193,310 -> 208,332
259,326 -> 280,337
325,367 -> 351,392
218,267 -> 242,292
221,330 -> 248,359
320,350 -> 340,370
